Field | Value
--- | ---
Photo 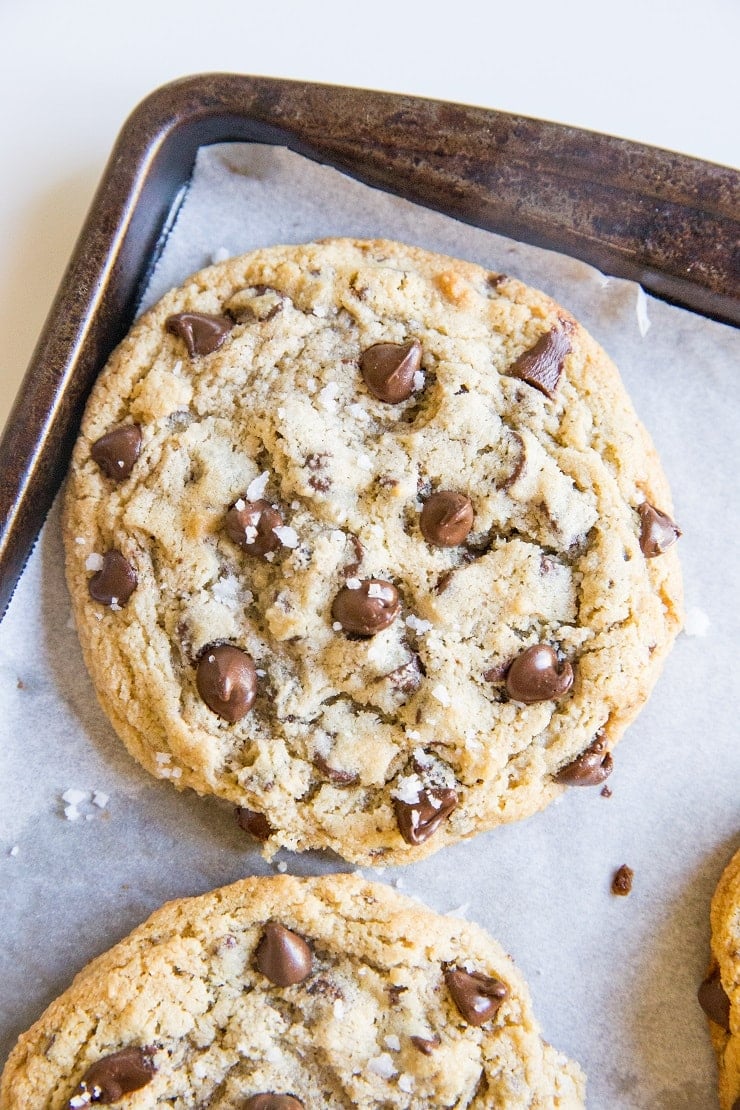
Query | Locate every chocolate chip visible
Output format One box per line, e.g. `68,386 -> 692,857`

505,644 -> 573,703
435,569 -> 456,595
344,534 -> 364,577
611,864 -> 634,896
600,785 -> 613,798
235,807 -> 273,840
71,1046 -> 156,1105
224,500 -> 284,558
331,579 -> 400,636
445,968 -> 509,1026
254,922 -> 313,986
359,339 -> 422,403
313,754 -> 359,786
637,501 -> 681,557
165,312 -> 232,356
410,1035 -> 441,1055
555,737 -> 614,786
731,1099 -> 740,1110
388,984 -> 408,1005
243,1097 -> 304,1110
395,787 -> 457,846
698,966 -> 731,1030
90,425 -> 141,480
196,644 -> 257,722
508,326 -> 572,398
88,551 -> 137,608
385,654 -> 424,694
420,491 -> 474,547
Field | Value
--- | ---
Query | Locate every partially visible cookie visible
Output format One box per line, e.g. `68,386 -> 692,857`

63,238 -> 683,864
0,874 -> 585,1108
699,848 -> 740,1110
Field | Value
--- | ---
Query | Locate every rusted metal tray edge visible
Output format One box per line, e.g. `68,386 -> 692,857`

0,71 -> 737,620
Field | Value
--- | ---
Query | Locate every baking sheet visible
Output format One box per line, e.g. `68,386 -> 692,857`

1,142 -> 738,1108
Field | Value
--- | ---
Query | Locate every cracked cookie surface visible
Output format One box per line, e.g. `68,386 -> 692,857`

62,238 -> 682,864
700,848 -> 740,1109
0,874 -> 585,1109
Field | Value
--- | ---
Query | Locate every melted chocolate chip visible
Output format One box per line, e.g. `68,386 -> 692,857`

359,339 -> 422,403
90,424 -> 141,480
611,864 -> 634,896
88,551 -> 137,608
165,312 -> 232,356
71,1046 -> 156,1105
731,1099 -> 740,1110
698,966 -> 731,1030
445,968 -> 509,1026
313,754 -> 359,786
637,501 -> 681,557
331,579 -> 400,636
385,654 -> 425,695
395,787 -> 458,846
243,1097 -> 304,1110
224,500 -> 284,558
344,534 -> 364,577
235,807 -> 273,841
435,569 -> 456,594
254,922 -> 313,986
420,491 -> 474,547
555,737 -> 614,786
508,326 -> 572,398
196,644 -> 257,722
410,1035 -> 441,1055
505,644 -> 573,703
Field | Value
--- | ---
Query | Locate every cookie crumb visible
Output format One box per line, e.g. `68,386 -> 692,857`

611,864 -> 634,896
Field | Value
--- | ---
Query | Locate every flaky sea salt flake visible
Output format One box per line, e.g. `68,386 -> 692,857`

8,845 -> 19,857
384,1035 -> 401,1051
368,1053 -> 397,1080
246,471 -> 270,501
62,789 -> 88,806
318,381 -> 340,410
92,791 -> 109,809
431,683 -> 451,707
398,1074 -> 415,1093
392,774 -> 424,804
636,286 -> 651,337
273,525 -> 299,549
346,577 -> 361,590
84,553 -> 104,572
412,370 -> 425,391
406,614 -> 433,634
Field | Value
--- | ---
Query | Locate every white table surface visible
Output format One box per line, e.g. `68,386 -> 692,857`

1,0 -> 738,435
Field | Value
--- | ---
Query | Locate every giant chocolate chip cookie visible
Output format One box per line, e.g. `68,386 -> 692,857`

698,848 -> 740,1110
0,874 -> 585,1108
63,239 -> 682,864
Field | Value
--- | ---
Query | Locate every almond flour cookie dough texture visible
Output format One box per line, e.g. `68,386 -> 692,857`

63,239 -> 683,865
0,875 -> 586,1108
698,848 -> 740,1110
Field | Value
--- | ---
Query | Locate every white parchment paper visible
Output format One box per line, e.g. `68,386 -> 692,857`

1,143 -> 738,1109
